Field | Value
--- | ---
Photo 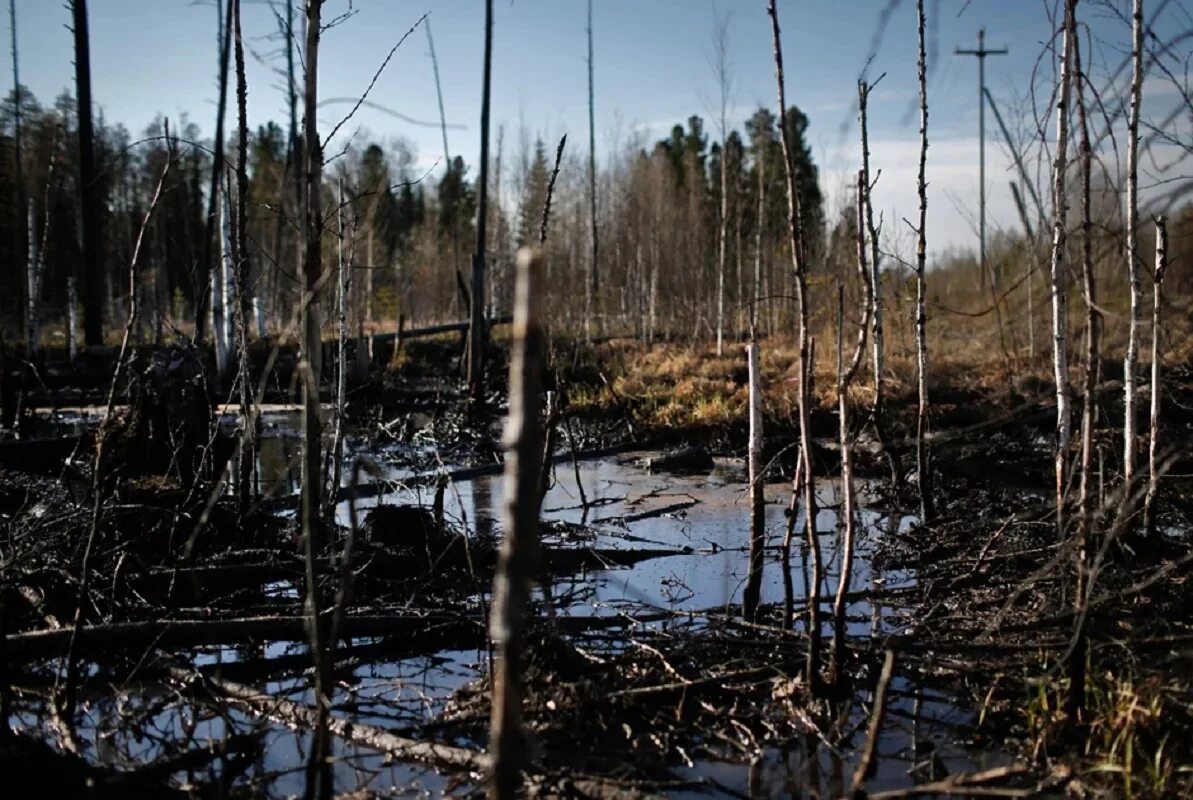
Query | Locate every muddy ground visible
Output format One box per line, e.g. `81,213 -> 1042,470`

0,336 -> 1191,798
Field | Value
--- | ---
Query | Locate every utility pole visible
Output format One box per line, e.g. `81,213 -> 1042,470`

956,28 -> 1007,290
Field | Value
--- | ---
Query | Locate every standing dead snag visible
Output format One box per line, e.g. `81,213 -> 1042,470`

1123,0 -> 1144,491
586,0 -> 599,339
1074,36 -> 1098,543
913,0 -> 933,522
767,0 -> 821,690
832,173 -> 872,685
467,0 -> 494,401
10,0 -> 26,355
232,0 -> 254,518
712,6 -> 733,357
742,338 -> 765,621
489,248 -> 547,799
71,0 -> 104,346
298,2 -> 330,797
1069,23 -> 1096,725
200,0 -> 233,345
1144,216 -> 1168,534
1049,0 -> 1075,542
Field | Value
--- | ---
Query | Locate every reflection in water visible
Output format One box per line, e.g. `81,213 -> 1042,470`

11,418 -> 1001,796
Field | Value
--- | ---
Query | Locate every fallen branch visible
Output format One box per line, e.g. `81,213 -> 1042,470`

171,666 -> 491,774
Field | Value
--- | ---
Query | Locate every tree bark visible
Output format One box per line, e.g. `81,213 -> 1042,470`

1123,0 -> 1144,489
742,339 -> 765,621
467,0 -> 493,400
1143,216 -> 1167,534
10,0 -> 26,353
1049,0 -> 1075,543
489,248 -> 546,799
199,0 -> 233,345
832,285 -> 858,684
1069,23 -> 1097,726
767,0 -> 821,692
72,0 -> 104,346
299,3 -> 329,797
586,0 -> 599,339
914,0 -> 934,521
232,0 -> 254,517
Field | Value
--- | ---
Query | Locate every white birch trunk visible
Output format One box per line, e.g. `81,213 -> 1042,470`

1050,0 -> 1075,540
25,204 -> 39,356
742,339 -> 765,619
1123,0 -> 1144,488
1144,216 -> 1168,532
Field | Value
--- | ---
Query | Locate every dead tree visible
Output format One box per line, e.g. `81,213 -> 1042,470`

912,0 -> 933,520
327,180 -> 350,522
71,0 -> 104,346
712,7 -> 733,356
752,133 -> 765,332
831,286 -> 858,683
1144,216 -> 1168,534
741,337 -> 765,621
586,0 -> 599,339
24,207 -> 37,357
298,2 -> 330,797
1076,55 -> 1098,532
767,0 -> 821,690
857,78 -> 899,486
232,0 -> 254,516
10,0 -> 25,353
489,248 -> 546,799
200,0 -> 233,345
1049,0 -> 1075,541
467,0 -> 493,400
1123,0 -> 1144,489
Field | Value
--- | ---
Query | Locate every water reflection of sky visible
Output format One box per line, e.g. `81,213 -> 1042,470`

11,411 -> 1005,796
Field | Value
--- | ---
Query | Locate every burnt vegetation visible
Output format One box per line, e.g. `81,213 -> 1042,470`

0,0 -> 1192,798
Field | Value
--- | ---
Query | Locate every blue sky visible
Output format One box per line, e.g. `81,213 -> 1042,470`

12,1 -> 1188,255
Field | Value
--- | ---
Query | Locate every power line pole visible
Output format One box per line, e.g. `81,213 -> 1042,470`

956,28 -> 1007,290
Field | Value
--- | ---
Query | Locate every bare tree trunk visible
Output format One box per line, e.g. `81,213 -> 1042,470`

1050,0 -> 1075,546
586,0 -> 599,339
1143,216 -> 1167,534
67,276 -> 78,361
742,338 -> 765,621
72,0 -> 104,346
24,206 -> 38,356
199,0 -> 233,344
488,248 -> 546,799
1069,26 -> 1097,726
467,0 -> 493,400
768,0 -> 821,691
857,83 -> 898,486
913,0 -> 933,521
831,285 -> 857,684
299,3 -> 329,797
212,193 -> 230,379
712,9 -> 732,356
753,145 -> 764,332
327,180 -> 350,522
10,0 -> 26,353
232,0 -> 254,517
1123,0 -> 1144,490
